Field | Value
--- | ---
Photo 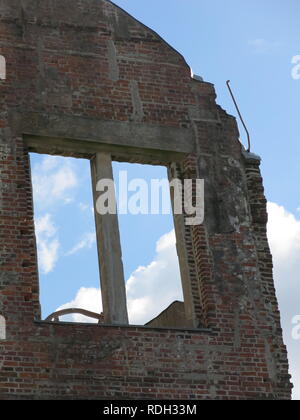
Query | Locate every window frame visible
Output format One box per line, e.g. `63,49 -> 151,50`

25,134 -> 202,329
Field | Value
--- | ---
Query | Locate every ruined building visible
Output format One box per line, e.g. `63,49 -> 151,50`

0,0 -> 292,399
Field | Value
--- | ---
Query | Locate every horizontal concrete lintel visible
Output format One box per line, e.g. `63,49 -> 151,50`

24,135 -> 187,165
19,112 -> 195,155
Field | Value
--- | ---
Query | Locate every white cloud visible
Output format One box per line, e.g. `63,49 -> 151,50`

126,230 -> 182,325
32,155 -> 78,208
267,202 -> 300,263
65,232 -> 96,256
57,287 -> 102,323
267,202 -> 300,400
249,38 -> 282,53
35,214 -> 60,274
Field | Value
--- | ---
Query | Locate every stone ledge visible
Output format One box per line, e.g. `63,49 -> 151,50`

242,150 -> 262,163
34,319 -> 212,334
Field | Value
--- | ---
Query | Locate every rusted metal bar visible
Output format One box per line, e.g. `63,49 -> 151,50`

226,80 -> 251,152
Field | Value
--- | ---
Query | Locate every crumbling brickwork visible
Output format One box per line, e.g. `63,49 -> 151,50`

0,0 -> 292,399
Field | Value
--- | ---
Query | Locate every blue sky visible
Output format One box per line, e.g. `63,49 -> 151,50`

30,0 -> 300,399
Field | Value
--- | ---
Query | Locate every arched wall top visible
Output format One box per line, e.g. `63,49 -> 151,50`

107,0 -> 190,68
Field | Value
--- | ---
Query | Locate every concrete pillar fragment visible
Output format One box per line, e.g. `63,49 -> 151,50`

91,152 -> 129,325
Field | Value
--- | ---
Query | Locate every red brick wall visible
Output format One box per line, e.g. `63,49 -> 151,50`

0,0 -> 292,399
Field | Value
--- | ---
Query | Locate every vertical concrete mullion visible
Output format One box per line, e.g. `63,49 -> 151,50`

168,164 -> 198,328
91,152 -> 129,325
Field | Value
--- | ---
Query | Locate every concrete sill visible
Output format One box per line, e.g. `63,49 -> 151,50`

34,319 -> 212,334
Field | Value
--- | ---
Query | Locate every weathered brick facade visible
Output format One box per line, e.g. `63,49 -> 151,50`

0,0 -> 292,399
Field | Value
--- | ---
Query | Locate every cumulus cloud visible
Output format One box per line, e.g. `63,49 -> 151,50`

56,229 -> 183,325
267,202 -> 300,401
65,232 -> 96,256
267,202 -> 300,266
126,230 -> 183,324
31,155 -> 78,208
57,287 -> 102,323
35,214 -> 60,274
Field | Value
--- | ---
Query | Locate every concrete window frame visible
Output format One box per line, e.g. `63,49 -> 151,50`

24,126 -> 204,329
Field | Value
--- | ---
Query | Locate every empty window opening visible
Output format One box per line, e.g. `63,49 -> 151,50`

30,153 -> 101,322
29,152 -> 190,328
112,162 -> 184,327
0,315 -> 6,340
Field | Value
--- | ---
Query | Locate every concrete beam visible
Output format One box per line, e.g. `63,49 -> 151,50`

91,152 -> 129,325
19,112 -> 195,154
24,135 -> 187,164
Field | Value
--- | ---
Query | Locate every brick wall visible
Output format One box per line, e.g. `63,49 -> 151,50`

0,0 -> 292,399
